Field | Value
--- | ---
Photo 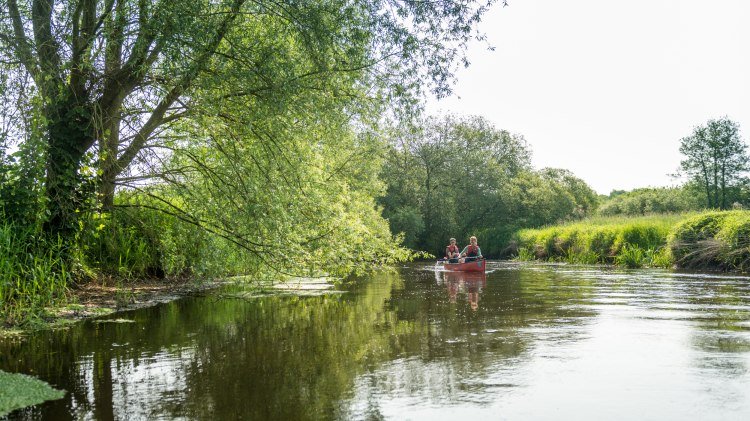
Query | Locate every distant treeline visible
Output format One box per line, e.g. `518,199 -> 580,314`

379,116 -> 750,259
599,185 -> 750,217
378,115 -> 599,257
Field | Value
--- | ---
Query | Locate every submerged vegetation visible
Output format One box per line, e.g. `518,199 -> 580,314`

514,210 -> 750,271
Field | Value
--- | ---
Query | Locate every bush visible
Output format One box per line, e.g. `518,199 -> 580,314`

598,187 -> 703,216
668,211 -> 730,269
670,210 -> 750,271
81,200 -> 248,281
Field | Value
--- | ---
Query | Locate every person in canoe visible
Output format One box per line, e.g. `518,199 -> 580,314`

445,237 -> 461,263
460,236 -> 483,262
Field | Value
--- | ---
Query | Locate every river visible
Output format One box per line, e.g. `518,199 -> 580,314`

2,262 -> 750,420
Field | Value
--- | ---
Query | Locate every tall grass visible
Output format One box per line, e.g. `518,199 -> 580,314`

0,224 -> 72,326
2,203 -> 253,326
515,211 -> 750,271
515,214 -> 686,266
82,205 -> 251,281
669,211 -> 750,271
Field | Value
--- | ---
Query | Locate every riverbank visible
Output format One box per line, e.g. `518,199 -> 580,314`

0,277 -> 223,337
513,210 -> 750,271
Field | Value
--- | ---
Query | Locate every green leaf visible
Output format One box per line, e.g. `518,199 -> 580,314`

0,370 -> 66,416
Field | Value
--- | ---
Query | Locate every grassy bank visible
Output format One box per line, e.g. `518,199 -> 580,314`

0,225 -> 72,326
0,206 -> 235,327
514,211 -> 750,271
1,191 -> 412,328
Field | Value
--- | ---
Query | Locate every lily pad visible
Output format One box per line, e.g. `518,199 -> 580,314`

0,370 -> 65,416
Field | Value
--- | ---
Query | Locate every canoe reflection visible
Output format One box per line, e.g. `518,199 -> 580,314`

436,271 -> 487,310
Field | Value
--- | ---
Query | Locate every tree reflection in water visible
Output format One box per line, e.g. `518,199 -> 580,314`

2,264 -> 750,420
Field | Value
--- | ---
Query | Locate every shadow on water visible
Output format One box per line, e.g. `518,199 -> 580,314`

1,262 -> 750,420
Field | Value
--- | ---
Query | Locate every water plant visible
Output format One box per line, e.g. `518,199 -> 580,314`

0,370 -> 65,416
0,224 -> 72,326
615,244 -> 646,268
516,247 -> 535,261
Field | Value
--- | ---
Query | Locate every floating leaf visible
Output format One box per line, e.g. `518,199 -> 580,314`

0,370 -> 65,416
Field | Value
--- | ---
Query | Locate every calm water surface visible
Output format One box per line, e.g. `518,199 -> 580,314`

2,262 -> 750,420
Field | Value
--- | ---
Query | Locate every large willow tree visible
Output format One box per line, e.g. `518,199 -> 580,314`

0,0 -> 496,242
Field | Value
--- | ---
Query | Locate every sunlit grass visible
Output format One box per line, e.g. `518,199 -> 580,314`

0,224 -> 72,326
516,210 -> 750,271
670,210 -> 750,271
511,211 -> 750,270
515,213 -> 688,266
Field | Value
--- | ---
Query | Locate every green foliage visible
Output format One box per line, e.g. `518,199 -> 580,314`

515,214 -> 686,266
1,0 -> 496,240
380,114 -> 533,256
516,211 -> 750,271
669,211 -> 729,268
1,0 -> 492,324
669,210 -> 750,271
516,247 -> 535,261
0,224 -> 72,326
598,187 -> 704,216
715,214 -> 750,271
506,169 -> 599,229
0,102 -> 47,230
614,244 -> 646,268
647,246 -> 673,268
380,115 -> 598,257
0,370 -> 65,416
157,87 -> 414,278
81,202 -> 229,280
678,118 -> 749,210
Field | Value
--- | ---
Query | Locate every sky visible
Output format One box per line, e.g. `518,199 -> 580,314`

426,0 -> 750,194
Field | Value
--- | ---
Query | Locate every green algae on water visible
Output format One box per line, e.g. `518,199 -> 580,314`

0,370 -> 65,416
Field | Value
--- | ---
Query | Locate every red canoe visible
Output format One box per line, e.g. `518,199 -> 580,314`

443,259 -> 486,272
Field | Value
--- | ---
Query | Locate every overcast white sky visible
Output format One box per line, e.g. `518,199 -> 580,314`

426,0 -> 750,194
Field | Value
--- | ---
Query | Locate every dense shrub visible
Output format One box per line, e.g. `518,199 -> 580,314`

81,197 -> 252,281
598,187 -> 703,216
669,211 -> 750,270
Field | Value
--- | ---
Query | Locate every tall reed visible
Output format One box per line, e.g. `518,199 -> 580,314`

516,211 -> 750,271
670,211 -> 750,271
0,224 -> 71,326
515,214 -> 683,265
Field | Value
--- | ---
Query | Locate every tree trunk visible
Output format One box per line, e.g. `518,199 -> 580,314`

701,163 -> 712,208
720,165 -> 727,210
42,95 -> 93,238
99,109 -> 122,211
